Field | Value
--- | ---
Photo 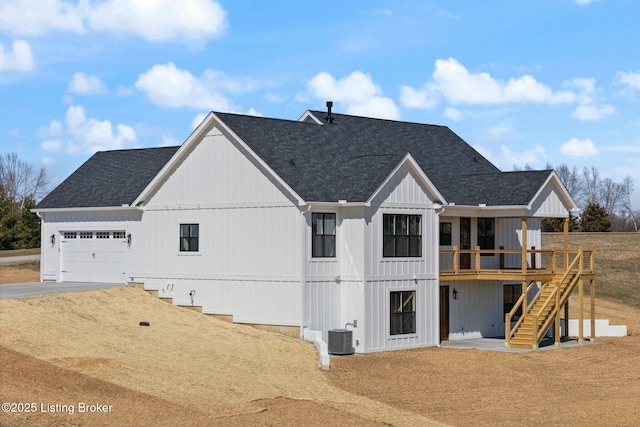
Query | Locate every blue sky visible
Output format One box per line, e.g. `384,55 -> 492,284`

1,0 -> 639,208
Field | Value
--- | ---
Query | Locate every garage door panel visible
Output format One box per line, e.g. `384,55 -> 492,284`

60,232 -> 127,283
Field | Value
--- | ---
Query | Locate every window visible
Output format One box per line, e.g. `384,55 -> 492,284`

113,231 -> 126,239
63,232 -> 77,239
383,214 -> 422,257
180,224 -> 199,252
504,284 -> 522,318
477,218 -> 495,255
96,232 -> 110,239
390,291 -> 416,335
311,213 -> 336,257
439,222 -> 452,246
80,232 -> 93,239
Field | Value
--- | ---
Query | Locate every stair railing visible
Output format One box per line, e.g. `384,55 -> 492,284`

505,280 -> 538,344
532,248 -> 583,348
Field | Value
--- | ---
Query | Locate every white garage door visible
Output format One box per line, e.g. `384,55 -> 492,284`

60,231 -> 127,283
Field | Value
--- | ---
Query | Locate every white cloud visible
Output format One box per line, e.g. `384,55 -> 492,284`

41,139 -> 62,152
400,84 -> 438,109
444,107 -> 463,121
572,104 -> 615,121
68,72 -> 107,95
306,71 -> 400,120
401,57 -> 576,109
574,0 -> 600,5
0,40 -> 34,72
135,62 -> 257,111
191,113 -> 209,130
560,137 -> 598,157
500,144 -> 547,168
64,105 -> 137,154
0,0 -> 227,44
617,70 -> 640,92
0,0 -> 85,36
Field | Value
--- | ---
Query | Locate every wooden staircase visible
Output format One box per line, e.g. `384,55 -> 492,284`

505,249 -> 585,349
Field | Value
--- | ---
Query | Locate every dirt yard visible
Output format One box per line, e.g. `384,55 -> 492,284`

0,284 -> 638,427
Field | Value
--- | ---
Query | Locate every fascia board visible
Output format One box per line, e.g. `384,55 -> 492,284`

132,112 -> 216,207
32,206 -> 141,214
441,204 -> 529,217
365,153 -> 447,206
297,110 -> 323,124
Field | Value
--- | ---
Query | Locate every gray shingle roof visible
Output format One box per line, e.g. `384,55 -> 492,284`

36,110 -> 553,209
217,111 -> 548,205
35,146 -> 179,209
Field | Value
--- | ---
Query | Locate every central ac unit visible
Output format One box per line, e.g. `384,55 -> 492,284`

328,329 -> 355,355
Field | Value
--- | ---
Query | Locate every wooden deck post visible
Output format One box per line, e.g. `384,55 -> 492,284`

563,217 -> 569,270
475,246 -> 481,273
554,287 -> 561,346
578,246 -> 584,343
453,246 -> 459,274
590,278 -> 596,342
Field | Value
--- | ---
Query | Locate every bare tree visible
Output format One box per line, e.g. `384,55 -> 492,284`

0,153 -> 48,212
599,177 -> 622,215
582,166 -> 600,206
620,175 -> 638,232
554,163 -> 584,206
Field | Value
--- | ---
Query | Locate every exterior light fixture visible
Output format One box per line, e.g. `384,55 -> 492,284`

127,233 -> 132,245
453,289 -> 458,300
50,234 -> 55,245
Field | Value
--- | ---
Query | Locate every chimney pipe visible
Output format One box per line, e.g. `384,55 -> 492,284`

326,101 -> 334,123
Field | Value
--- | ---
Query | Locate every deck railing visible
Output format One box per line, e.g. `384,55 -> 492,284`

439,246 -> 594,278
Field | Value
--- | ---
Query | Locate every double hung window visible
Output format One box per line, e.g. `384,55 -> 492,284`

383,214 -> 422,257
180,224 -> 199,252
311,213 -> 336,257
390,291 -> 417,335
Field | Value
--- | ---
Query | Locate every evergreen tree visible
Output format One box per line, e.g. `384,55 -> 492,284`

579,203 -> 612,232
542,213 -> 579,232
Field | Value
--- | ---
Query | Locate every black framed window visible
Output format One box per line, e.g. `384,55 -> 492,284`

311,213 -> 336,257
477,218 -> 495,255
383,214 -> 422,257
180,224 -> 199,252
504,284 -> 522,318
439,222 -> 452,246
390,291 -> 416,335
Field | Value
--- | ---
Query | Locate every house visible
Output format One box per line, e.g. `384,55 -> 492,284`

34,105 -> 596,353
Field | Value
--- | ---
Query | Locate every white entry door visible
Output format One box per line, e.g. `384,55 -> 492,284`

60,231 -> 127,283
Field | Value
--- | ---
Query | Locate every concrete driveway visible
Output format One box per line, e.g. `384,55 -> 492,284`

0,282 -> 130,299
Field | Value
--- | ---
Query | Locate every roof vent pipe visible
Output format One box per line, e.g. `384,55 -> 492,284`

326,101 -> 334,123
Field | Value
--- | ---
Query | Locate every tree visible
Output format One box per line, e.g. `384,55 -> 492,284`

0,153 -> 46,249
554,163 -> 584,207
579,203 -> 612,232
541,214 -> 579,233
619,175 -> 638,232
0,152 -> 48,213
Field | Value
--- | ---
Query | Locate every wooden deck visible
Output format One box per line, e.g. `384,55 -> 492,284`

439,246 -> 595,281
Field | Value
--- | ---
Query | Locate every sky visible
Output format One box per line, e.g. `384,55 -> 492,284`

1,0 -> 639,208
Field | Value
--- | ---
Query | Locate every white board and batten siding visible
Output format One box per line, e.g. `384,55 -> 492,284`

135,126 -> 303,327
364,164 -> 440,352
